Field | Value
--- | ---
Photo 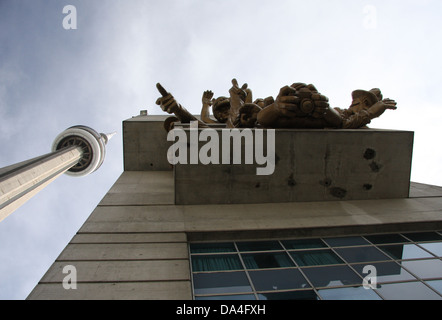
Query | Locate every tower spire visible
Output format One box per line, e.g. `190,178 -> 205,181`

100,132 -> 117,145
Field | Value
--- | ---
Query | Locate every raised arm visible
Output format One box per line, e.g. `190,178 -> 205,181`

156,83 -> 207,126
200,90 -> 216,123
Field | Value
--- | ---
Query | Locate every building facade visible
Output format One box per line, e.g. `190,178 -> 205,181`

27,115 -> 442,300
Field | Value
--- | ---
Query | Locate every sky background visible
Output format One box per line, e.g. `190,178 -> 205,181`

1,0 -> 442,299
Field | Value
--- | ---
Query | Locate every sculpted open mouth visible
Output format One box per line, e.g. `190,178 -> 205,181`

212,97 -> 231,123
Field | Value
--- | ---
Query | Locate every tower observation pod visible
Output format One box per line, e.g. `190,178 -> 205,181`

0,126 -> 115,222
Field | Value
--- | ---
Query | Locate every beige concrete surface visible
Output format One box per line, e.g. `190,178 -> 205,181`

26,116 -> 442,300
175,129 -> 414,204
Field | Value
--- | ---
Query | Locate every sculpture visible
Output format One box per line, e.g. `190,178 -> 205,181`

156,79 -> 397,130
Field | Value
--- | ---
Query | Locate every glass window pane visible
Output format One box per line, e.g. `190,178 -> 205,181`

351,262 -> 416,283
236,241 -> 282,252
375,282 -> 442,300
192,254 -> 243,272
195,294 -> 256,300
364,234 -> 409,244
290,249 -> 344,267
318,286 -> 382,300
258,290 -> 318,300
193,272 -> 252,295
281,239 -> 326,250
427,280 -> 442,295
334,246 -> 391,263
190,243 -> 236,254
248,269 -> 310,291
301,265 -> 361,288
401,259 -> 442,279
402,232 -> 442,242
419,242 -> 442,257
323,236 -> 369,247
377,244 -> 434,260
242,252 -> 294,269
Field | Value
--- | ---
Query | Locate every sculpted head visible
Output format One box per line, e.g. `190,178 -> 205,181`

349,88 -> 382,112
212,96 -> 231,123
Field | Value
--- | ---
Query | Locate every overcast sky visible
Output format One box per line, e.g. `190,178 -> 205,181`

1,0 -> 442,299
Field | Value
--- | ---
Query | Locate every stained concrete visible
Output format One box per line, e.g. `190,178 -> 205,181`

123,115 -> 173,171
27,116 -> 442,300
27,170 -> 442,300
174,128 -> 414,204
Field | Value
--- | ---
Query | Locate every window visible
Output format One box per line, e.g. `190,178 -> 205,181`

190,231 -> 442,300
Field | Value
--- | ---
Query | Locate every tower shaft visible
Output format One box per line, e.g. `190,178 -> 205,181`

0,145 -> 83,222
0,125 -> 114,222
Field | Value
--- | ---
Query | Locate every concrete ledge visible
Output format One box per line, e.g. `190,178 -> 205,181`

123,115 -> 172,171
39,260 -> 190,283
77,196 -> 442,237
57,243 -> 189,260
175,128 -> 414,205
99,171 -> 174,206
70,233 -> 187,244
27,281 -> 192,300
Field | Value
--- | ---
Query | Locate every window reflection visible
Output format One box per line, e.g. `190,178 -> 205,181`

258,290 -> 318,300
190,232 -> 442,300
236,241 -> 282,252
301,265 -> 361,288
419,242 -> 442,257
195,294 -> 256,300
318,286 -> 382,300
192,254 -> 243,272
290,249 -> 343,266
242,252 -> 293,269
248,269 -> 310,291
193,272 -> 252,295
402,232 -> 442,242
190,242 -> 235,254
323,236 -> 369,247
427,280 -> 442,295
365,234 -> 409,244
375,281 -> 442,300
334,246 -> 391,263
281,239 -> 326,250
401,259 -> 442,279
378,244 -> 433,260
351,261 -> 416,283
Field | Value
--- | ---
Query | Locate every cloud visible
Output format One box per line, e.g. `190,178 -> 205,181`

1,0 -> 442,299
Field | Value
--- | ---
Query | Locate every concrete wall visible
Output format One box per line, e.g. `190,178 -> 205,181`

174,128 -> 414,205
27,116 -> 442,300
27,171 -> 442,299
123,115 -> 173,172
27,171 -> 192,300
123,117 -> 414,205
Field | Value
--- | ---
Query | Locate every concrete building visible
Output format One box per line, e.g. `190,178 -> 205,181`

27,115 -> 442,300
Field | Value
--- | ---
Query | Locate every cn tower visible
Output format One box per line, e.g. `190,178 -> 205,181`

0,126 -> 115,222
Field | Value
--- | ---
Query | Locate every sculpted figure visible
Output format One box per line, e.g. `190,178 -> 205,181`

200,90 -> 216,124
155,80 -> 397,130
211,96 -> 231,123
256,83 -> 397,129
334,88 -> 397,129
156,83 -> 208,130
